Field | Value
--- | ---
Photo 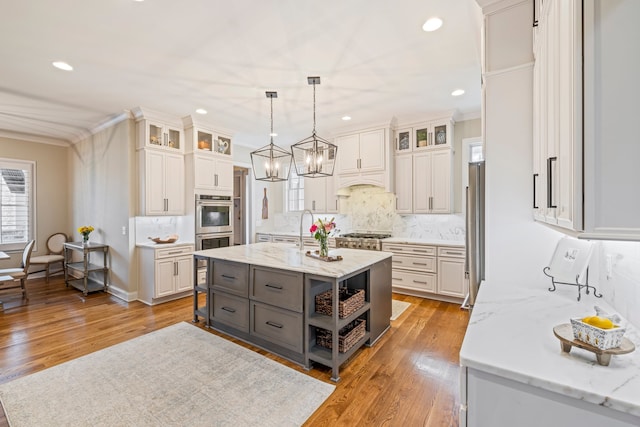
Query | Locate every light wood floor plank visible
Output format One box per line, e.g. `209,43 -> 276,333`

0,278 -> 469,426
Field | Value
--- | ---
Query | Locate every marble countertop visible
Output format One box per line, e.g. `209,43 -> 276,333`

194,242 -> 391,278
136,241 -> 194,249
382,237 -> 464,247
460,280 -> 640,417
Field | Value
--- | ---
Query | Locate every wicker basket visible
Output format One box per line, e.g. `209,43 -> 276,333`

315,288 -> 365,318
316,319 -> 366,353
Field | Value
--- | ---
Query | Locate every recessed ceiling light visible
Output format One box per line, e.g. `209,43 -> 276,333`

195,108 -> 207,115
52,61 -> 73,71
422,17 -> 443,32
342,116 -> 351,121
451,89 -> 465,97
270,133 -> 278,137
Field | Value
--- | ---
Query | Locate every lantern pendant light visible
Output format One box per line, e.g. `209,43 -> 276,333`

250,91 -> 292,182
291,76 -> 338,178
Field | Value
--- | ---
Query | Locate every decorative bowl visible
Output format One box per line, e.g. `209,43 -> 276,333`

148,235 -> 179,244
570,317 -> 626,350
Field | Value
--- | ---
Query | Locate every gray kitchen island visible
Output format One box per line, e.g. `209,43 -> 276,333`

193,242 -> 392,381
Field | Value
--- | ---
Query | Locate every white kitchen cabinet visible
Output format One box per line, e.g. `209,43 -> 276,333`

436,246 -> 466,298
192,155 -> 233,195
133,107 -> 184,152
413,148 -> 452,214
183,116 -> 233,156
335,127 -> 393,191
394,154 -> 413,213
533,0 -> 640,239
138,244 -> 194,305
138,149 -> 185,216
394,117 -> 454,152
304,174 -> 338,213
255,233 -> 272,243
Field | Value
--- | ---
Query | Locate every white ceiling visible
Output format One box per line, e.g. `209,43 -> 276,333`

0,0 -> 483,148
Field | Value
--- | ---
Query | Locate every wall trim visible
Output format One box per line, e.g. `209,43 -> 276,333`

0,130 -> 69,146
479,0 -> 530,15
484,62 -> 534,79
70,111 -> 132,145
107,285 -> 138,302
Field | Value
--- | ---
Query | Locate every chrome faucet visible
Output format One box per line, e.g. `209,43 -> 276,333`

299,209 -> 314,250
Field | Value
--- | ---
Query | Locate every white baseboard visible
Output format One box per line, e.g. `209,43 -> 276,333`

107,285 -> 138,302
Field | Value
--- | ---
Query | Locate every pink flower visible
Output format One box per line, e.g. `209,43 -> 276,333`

310,224 -> 318,233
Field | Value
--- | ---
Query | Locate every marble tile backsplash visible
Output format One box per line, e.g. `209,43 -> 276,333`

596,241 -> 640,328
255,185 -> 465,242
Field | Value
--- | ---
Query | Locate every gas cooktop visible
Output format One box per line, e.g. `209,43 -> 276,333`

334,233 -> 391,250
338,233 -> 392,239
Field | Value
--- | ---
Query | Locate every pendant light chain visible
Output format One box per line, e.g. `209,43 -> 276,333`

270,95 -> 274,144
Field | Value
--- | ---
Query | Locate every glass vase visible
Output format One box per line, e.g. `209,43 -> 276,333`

319,237 -> 328,258
82,234 -> 89,246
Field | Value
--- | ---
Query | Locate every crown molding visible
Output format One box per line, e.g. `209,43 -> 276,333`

0,130 -> 69,146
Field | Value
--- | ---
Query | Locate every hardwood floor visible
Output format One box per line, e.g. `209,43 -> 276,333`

0,277 -> 470,426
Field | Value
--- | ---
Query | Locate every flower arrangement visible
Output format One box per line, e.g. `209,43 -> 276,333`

78,225 -> 94,244
310,217 -> 337,257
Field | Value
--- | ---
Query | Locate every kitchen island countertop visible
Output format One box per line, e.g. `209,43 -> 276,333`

460,280 -> 640,418
194,242 -> 392,278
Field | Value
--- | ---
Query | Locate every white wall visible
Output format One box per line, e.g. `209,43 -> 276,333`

68,118 -> 137,300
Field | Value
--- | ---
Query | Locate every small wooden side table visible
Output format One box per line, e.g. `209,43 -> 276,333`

63,242 -> 109,295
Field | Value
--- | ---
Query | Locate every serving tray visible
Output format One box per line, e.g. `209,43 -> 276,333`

305,250 -> 343,262
553,323 -> 635,366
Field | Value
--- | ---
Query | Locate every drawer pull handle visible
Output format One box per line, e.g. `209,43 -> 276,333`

392,277 -> 402,281
393,260 -> 403,264
221,306 -> 236,313
413,262 -> 427,266
266,321 -> 283,329
221,274 -> 236,280
444,251 -> 460,255
413,280 -> 427,284
167,251 -> 183,255
265,283 -> 283,290
413,249 -> 429,253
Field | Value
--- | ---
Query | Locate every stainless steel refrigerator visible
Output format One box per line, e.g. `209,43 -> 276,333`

464,161 -> 485,309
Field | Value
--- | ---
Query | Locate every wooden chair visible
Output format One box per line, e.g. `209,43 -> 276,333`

0,240 -> 35,310
30,233 -> 68,282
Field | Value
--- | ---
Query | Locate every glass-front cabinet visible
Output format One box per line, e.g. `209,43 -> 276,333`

132,107 -> 184,152
183,116 -> 233,156
394,116 -> 454,153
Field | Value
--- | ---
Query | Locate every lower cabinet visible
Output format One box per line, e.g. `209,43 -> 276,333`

382,241 -> 466,302
138,244 -> 194,305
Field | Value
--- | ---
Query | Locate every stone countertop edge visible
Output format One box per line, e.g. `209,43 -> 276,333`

193,242 -> 392,279
459,280 -> 640,418
136,242 -> 195,249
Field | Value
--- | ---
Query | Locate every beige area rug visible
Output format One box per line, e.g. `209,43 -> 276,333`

391,300 -> 411,320
0,322 -> 334,427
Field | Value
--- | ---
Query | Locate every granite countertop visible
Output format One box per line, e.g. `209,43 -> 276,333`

460,280 -> 640,417
194,242 -> 391,278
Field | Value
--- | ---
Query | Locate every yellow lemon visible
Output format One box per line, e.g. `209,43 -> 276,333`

587,316 -> 614,329
581,316 -> 593,323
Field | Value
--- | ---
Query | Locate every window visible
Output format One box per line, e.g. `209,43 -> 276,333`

286,171 -> 304,212
0,158 -> 35,251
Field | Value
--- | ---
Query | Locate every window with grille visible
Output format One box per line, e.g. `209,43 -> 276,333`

0,158 -> 35,251
286,170 -> 304,212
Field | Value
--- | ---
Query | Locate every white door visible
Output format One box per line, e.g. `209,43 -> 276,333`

413,152 -> 431,213
164,152 -> 184,215
358,129 -> 385,172
395,155 -> 413,213
336,134 -> 360,175
155,258 -> 176,297
175,256 -> 193,292
430,149 -> 451,214
437,257 -> 466,298
146,150 -> 166,215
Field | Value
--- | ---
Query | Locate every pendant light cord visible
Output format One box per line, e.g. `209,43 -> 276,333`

312,82 -> 317,134
270,95 -> 274,145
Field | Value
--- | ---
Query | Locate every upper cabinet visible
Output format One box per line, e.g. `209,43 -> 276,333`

335,126 -> 393,192
182,116 -> 233,157
183,116 -> 235,197
304,174 -> 339,214
533,0 -> 640,239
394,117 -> 454,153
133,108 -> 185,216
133,107 -> 184,153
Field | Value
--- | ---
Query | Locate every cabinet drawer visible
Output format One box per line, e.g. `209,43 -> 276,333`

155,245 -> 193,259
438,246 -> 465,258
251,267 -> 303,312
382,243 -> 436,256
250,301 -> 303,353
211,291 -> 249,333
256,233 -> 271,242
391,270 -> 436,293
391,254 -> 436,273
212,260 -> 249,297
271,235 -> 298,244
